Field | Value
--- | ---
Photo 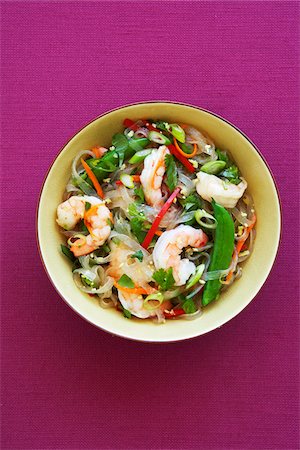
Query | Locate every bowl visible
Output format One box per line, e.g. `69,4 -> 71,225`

37,102 -> 281,342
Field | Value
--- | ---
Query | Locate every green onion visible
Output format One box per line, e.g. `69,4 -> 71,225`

167,123 -> 185,143
117,274 -> 135,288
129,149 -> 152,164
186,264 -> 205,290
143,292 -> 164,310
148,131 -> 171,145
119,173 -> 134,188
195,209 -> 217,229
67,234 -> 87,247
128,137 -> 149,152
200,160 -> 226,175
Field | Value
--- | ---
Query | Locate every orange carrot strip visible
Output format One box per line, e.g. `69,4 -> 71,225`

226,215 -> 257,282
155,230 -> 163,237
113,282 -> 148,295
81,158 -> 104,198
92,147 -> 101,158
174,138 -> 197,158
132,175 -> 141,182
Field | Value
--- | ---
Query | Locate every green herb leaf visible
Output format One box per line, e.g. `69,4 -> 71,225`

112,133 -> 129,166
118,274 -> 135,289
216,149 -> 229,165
153,268 -> 175,291
134,186 -> 145,204
80,220 -> 89,233
123,308 -> 132,319
154,120 -> 169,131
220,165 -> 241,184
61,244 -> 76,262
130,250 -> 144,262
128,137 -> 149,152
130,218 -> 147,243
180,193 -> 202,212
85,202 -> 91,211
128,202 -> 146,220
165,154 -> 177,193
182,298 -> 197,314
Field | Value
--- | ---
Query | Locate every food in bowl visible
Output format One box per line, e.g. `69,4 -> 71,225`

56,118 -> 256,322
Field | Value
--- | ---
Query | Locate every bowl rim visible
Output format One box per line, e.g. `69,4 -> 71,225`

36,101 -> 282,343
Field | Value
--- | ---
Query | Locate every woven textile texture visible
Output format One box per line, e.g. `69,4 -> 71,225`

1,1 -> 299,449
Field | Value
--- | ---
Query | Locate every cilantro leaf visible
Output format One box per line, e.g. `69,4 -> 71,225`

128,203 -> 148,243
182,298 -> 197,314
130,250 -> 144,262
154,120 -> 169,131
123,308 -> 132,319
165,154 -> 177,193
134,186 -> 145,204
220,165 -> 241,185
61,244 -> 76,262
180,193 -> 202,212
216,149 -> 229,166
118,274 -> 135,288
112,133 -> 129,166
152,268 -> 175,291
85,201 -> 91,211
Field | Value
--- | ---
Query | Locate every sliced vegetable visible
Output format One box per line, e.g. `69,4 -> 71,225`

200,160 -> 226,175
164,308 -> 185,319
123,118 -> 139,131
195,209 -> 217,229
114,281 -> 148,295
168,145 -> 196,173
152,268 -> 175,291
128,137 -> 149,152
186,264 -> 205,289
81,158 -> 105,198
226,215 -> 256,283
167,123 -> 185,143
148,131 -> 171,145
174,138 -> 197,158
202,200 -> 235,306
165,154 -> 177,192
129,149 -> 152,164
143,292 -> 164,310
134,186 -> 145,203
117,274 -> 135,288
130,250 -> 144,262
220,165 -> 241,185
216,149 -> 229,165
141,187 -> 181,248
61,244 -> 76,262
182,298 -> 197,314
123,308 -> 132,319
119,173 -> 134,189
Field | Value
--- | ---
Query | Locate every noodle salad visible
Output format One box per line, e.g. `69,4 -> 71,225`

57,119 -> 256,322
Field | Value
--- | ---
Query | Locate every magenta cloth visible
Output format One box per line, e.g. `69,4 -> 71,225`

1,2 -> 299,449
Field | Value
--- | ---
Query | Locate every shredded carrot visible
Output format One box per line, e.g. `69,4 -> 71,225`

155,230 -> 163,236
113,282 -> 148,295
81,158 -> 104,198
174,138 -> 197,158
132,175 -> 141,182
91,147 -> 101,158
226,215 -> 257,283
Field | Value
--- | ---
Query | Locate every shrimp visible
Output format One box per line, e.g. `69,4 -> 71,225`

56,195 -> 112,256
118,291 -> 172,320
140,145 -> 170,207
196,172 -> 247,209
152,225 -> 208,286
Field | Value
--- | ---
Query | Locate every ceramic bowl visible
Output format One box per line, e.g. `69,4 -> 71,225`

37,102 -> 281,342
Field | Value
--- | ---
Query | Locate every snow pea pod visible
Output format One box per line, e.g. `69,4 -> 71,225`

202,200 -> 234,306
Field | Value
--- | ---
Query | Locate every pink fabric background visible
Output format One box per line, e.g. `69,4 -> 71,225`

1,2 -> 299,449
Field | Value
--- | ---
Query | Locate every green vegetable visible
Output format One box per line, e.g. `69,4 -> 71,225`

129,149 -> 152,164
80,220 -> 89,233
202,200 -> 235,306
220,165 -> 241,185
143,292 -> 164,310
182,298 -> 197,314
81,275 -> 95,287
153,268 -> 175,291
123,308 -> 132,319
85,202 -> 91,211
130,250 -> 144,262
120,173 -> 134,188
60,244 -> 76,262
180,193 -> 202,212
128,137 -> 149,152
216,149 -> 229,165
154,120 -> 169,131
112,133 -> 129,166
200,160 -> 226,175
167,123 -> 185,143
148,131 -> 171,145
179,142 -> 195,155
128,204 -> 148,243
186,264 -> 205,289
165,154 -> 177,193
118,274 -> 135,289
134,186 -> 145,203
195,209 -> 217,229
